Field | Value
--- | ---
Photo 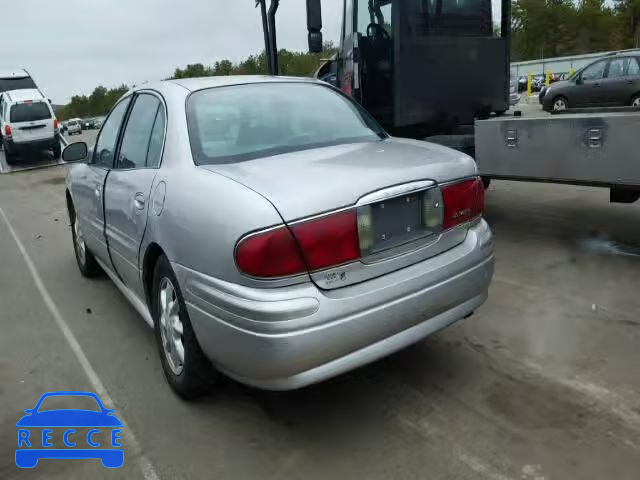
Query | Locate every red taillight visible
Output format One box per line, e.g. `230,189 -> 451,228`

235,226 -> 306,278
236,210 -> 360,278
4,124 -> 11,136
442,178 -> 484,229
290,210 -> 360,271
54,119 -> 59,130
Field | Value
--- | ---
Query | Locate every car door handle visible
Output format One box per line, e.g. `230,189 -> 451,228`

134,193 -> 146,210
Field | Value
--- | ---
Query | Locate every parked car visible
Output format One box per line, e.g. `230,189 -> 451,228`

510,71 -> 520,106
0,89 -> 61,162
63,77 -> 494,399
66,119 -> 82,135
542,52 -> 640,111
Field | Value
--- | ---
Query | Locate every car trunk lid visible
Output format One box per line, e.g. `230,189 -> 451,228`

210,138 -> 480,289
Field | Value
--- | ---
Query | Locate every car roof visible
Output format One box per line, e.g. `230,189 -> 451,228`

3,88 -> 45,103
139,75 -> 320,94
0,69 -> 30,79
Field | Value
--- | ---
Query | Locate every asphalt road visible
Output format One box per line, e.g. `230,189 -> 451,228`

63,129 -> 99,148
0,166 -> 639,479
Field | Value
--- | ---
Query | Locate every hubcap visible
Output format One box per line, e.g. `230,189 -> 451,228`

74,220 -> 86,265
553,99 -> 567,111
159,278 -> 184,375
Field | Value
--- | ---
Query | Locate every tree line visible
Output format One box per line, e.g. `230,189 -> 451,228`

512,0 -> 640,61
58,1 -> 640,119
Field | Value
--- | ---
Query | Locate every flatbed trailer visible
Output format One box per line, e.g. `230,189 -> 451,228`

475,108 -> 640,203
0,135 -> 68,174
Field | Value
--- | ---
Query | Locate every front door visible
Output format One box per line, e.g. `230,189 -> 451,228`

71,97 -> 132,263
573,59 -> 609,107
103,92 -> 166,299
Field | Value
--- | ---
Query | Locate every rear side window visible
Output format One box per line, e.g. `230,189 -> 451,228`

629,58 -> 640,76
116,94 -> 161,169
10,102 -> 51,122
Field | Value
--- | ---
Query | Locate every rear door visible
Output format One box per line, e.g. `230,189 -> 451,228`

71,97 -> 132,263
601,57 -> 637,106
627,57 -> 640,105
9,101 -> 54,143
103,92 -> 165,298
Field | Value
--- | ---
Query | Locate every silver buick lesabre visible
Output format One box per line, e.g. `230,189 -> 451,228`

63,76 -> 494,399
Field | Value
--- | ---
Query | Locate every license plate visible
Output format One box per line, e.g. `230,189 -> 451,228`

369,194 -> 429,253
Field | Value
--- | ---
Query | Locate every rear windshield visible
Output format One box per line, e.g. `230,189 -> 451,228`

186,83 -> 386,165
10,102 -> 51,122
0,77 -> 37,93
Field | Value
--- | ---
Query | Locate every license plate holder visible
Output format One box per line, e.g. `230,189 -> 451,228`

369,193 -> 430,253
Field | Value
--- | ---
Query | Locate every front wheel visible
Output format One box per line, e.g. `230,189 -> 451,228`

552,96 -> 568,111
152,255 -> 216,400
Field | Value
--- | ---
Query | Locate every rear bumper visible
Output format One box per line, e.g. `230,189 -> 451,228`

5,135 -> 59,153
176,219 -> 494,390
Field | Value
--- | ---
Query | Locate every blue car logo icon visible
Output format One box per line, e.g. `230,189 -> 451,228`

15,391 -> 124,468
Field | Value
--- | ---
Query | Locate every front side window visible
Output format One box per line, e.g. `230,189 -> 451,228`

116,94 -> 161,169
10,102 -> 51,122
356,0 -> 392,36
402,0 -> 497,37
187,83 -> 385,165
581,61 -> 607,81
93,98 -> 131,168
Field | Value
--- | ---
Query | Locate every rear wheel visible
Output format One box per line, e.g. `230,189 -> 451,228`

70,206 -> 102,277
53,142 -> 62,158
151,254 -> 215,400
552,96 -> 568,111
631,95 -> 640,108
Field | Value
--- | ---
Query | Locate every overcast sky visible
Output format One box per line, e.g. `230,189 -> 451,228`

6,0 -> 501,104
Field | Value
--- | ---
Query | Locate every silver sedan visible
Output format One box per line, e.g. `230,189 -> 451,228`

62,76 -> 494,399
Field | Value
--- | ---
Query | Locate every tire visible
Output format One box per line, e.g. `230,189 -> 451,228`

551,96 -> 568,111
69,204 -> 102,278
631,95 -> 640,108
5,151 -> 16,165
481,177 -> 491,190
53,142 -> 62,158
151,254 -> 215,400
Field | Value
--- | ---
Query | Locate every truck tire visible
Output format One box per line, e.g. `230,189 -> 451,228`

151,254 -> 216,400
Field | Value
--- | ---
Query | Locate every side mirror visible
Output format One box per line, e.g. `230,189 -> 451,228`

307,0 -> 323,53
62,142 -> 88,163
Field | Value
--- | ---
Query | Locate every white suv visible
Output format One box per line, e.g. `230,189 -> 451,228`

0,89 -> 61,162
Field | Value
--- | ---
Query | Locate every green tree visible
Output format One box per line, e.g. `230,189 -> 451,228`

614,0 -> 640,48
